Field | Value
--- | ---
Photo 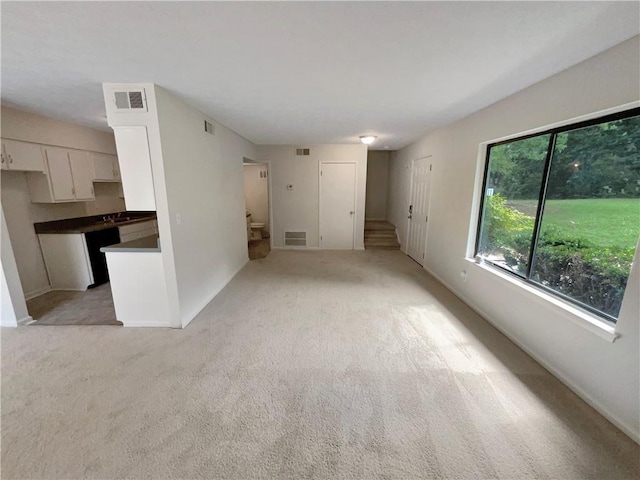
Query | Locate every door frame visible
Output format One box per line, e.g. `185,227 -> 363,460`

319,161 -> 357,250
242,158 -> 273,251
405,155 -> 432,264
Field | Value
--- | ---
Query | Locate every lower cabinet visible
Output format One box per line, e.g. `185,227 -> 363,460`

118,220 -> 158,242
39,222 -> 158,291
38,234 -> 95,290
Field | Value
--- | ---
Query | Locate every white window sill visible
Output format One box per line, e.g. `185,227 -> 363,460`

465,258 -> 619,343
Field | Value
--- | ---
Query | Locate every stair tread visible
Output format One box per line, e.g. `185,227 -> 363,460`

365,244 -> 401,250
364,221 -> 396,232
365,239 -> 401,246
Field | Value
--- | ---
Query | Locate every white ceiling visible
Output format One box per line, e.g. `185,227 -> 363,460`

2,2 -> 638,150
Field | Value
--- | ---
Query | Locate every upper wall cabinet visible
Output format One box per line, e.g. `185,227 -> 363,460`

92,152 -> 121,182
27,147 -> 95,203
0,139 -> 45,172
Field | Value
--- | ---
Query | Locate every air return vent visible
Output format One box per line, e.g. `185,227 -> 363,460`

113,90 -> 147,111
295,148 -> 310,156
284,231 -> 307,247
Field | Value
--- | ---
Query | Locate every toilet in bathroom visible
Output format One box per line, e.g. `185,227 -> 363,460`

250,222 -> 266,240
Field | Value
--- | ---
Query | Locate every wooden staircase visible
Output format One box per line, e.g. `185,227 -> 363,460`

364,221 -> 400,250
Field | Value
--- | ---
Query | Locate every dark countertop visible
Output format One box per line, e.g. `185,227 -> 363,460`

34,211 -> 157,234
101,234 -> 161,253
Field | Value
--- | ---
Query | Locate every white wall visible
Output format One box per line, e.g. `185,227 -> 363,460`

1,106 -> 117,154
388,37 -> 640,441
365,150 -> 389,220
154,86 -> 258,327
258,145 -> 368,249
0,107 -> 125,298
244,164 -> 269,234
1,208 -> 29,326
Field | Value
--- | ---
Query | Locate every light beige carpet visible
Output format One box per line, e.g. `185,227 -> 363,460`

1,250 -> 638,479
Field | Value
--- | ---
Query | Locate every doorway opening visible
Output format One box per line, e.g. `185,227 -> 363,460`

364,150 -> 400,250
243,161 -> 271,260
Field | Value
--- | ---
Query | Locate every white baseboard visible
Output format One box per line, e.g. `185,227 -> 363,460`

180,258 -> 249,329
24,286 -> 52,300
421,263 -> 640,445
17,315 -> 34,326
123,322 -> 171,328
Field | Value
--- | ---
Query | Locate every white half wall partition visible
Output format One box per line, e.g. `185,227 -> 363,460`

387,37 -> 640,441
258,144 -> 368,249
103,84 -> 258,328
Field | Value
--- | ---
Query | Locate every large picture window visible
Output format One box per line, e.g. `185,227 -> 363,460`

476,108 -> 640,322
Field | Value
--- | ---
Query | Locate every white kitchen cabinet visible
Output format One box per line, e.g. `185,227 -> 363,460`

38,234 -> 94,290
68,150 -> 95,200
119,220 -> 158,243
1,138 -> 45,172
92,152 -> 121,182
27,146 -> 95,203
113,126 -> 156,211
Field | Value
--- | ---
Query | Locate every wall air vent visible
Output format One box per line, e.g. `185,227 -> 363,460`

295,148 -> 310,156
113,90 -> 147,111
204,121 -> 215,135
284,231 -> 307,247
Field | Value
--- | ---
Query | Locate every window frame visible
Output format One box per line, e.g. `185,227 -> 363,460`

474,106 -> 640,324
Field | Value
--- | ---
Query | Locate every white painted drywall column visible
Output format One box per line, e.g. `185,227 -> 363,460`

103,83 -> 181,328
0,207 -> 30,326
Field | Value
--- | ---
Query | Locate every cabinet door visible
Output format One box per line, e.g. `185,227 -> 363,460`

92,153 -> 118,181
113,156 -> 121,180
68,150 -> 95,200
113,126 -> 156,210
0,144 -> 7,170
44,147 -> 75,201
2,139 -> 45,172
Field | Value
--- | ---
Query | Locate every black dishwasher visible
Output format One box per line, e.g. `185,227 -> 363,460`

84,227 -> 120,288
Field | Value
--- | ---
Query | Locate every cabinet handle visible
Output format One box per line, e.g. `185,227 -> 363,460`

1,154 -> 4,164
8,155 -> 13,164
72,187 -> 75,195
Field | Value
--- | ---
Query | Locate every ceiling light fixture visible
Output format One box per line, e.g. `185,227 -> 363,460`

359,135 -> 376,145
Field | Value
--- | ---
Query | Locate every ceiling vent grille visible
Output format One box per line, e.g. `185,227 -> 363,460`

113,90 -> 147,111
295,148 -> 310,156
284,231 -> 307,247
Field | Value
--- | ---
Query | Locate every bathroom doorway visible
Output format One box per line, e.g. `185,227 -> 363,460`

243,160 -> 271,260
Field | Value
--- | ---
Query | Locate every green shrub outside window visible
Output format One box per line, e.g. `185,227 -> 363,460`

476,108 -> 640,322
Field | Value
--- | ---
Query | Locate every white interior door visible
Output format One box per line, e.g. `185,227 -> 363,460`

320,162 -> 356,249
406,157 -> 432,265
